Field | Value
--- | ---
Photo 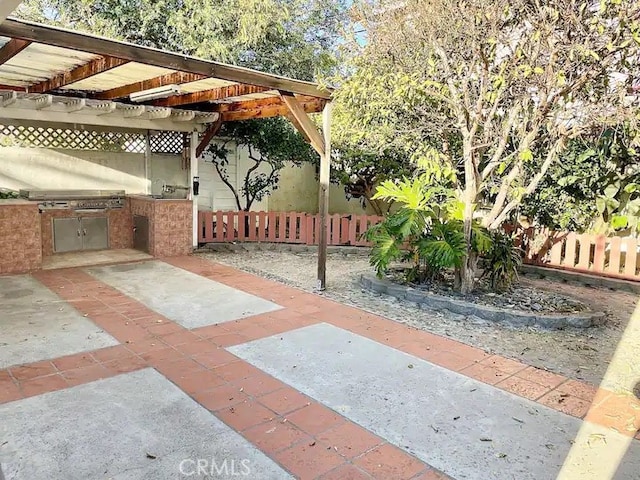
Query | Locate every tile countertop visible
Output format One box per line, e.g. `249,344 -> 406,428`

0,198 -> 35,206
126,194 -> 191,202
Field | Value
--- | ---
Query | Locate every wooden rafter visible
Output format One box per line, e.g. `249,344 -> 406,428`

95,71 -> 206,100
27,55 -> 129,94
196,116 -> 223,157
0,18 -> 331,99
153,84 -> 270,107
280,92 -> 325,156
0,38 -> 30,66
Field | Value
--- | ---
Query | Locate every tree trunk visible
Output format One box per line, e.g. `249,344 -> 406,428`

460,136 -> 478,294
459,251 -> 478,295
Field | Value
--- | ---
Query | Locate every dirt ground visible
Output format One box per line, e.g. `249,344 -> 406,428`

199,249 -> 638,386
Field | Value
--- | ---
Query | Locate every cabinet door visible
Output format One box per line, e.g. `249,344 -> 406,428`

81,217 -> 109,250
53,218 -> 83,253
133,215 -> 149,253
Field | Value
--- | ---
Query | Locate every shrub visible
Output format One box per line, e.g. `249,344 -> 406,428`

482,231 -> 523,291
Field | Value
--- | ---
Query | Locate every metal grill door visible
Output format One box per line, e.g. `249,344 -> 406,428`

53,218 -> 82,253
81,217 -> 109,250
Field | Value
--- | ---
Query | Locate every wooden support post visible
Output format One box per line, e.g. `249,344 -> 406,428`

144,131 -> 151,194
317,102 -> 332,290
190,130 -> 199,248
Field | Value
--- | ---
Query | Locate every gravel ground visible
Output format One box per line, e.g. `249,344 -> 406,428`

199,249 -> 638,386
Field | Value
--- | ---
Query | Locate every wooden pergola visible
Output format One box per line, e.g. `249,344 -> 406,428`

0,17 -> 334,289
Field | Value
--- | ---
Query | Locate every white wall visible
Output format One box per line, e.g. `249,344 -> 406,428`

0,146 -> 185,194
197,140 -> 268,212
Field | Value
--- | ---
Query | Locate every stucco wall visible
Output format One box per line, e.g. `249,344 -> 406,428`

266,162 -> 377,215
0,147 -> 185,194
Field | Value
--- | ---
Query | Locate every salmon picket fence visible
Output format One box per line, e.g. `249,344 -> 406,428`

513,226 -> 640,282
198,211 -> 384,247
198,212 -> 640,282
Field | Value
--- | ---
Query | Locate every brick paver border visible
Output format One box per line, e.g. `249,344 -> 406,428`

1,255 -> 638,480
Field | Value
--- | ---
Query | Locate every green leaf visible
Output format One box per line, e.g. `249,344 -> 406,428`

519,149 -> 533,162
603,184 -> 620,199
611,215 -> 628,230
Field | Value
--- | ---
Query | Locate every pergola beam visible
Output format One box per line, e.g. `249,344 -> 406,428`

279,92 -> 325,156
28,55 -> 128,93
0,38 -> 29,66
153,84 -> 269,107
220,98 -> 326,122
95,71 -> 206,100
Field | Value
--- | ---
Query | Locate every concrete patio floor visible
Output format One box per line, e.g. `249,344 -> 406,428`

1,256 -> 639,480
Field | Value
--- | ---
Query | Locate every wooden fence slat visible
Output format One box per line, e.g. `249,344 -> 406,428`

224,211 -> 235,242
592,235 -> 607,272
296,213 -> 304,243
278,212 -> 286,241
248,212 -> 257,241
340,216 -> 349,244
608,236 -> 622,275
624,237 -> 638,277
355,215 -> 367,246
215,211 -> 224,242
563,232 -> 577,267
329,215 -> 338,245
285,213 -> 294,243
199,211 -> 213,243
258,211 -> 267,242
348,214 -> 357,245
549,234 -> 563,265
237,211 -> 246,240
267,212 -> 277,241
576,234 -> 593,270
304,214 -> 313,245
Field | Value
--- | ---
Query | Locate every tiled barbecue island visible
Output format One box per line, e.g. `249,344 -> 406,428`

0,191 -> 192,274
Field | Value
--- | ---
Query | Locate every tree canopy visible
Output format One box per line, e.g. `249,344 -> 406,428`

17,0 -> 348,80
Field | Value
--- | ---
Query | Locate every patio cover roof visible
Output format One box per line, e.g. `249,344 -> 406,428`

0,15 -> 334,288
0,18 -> 330,131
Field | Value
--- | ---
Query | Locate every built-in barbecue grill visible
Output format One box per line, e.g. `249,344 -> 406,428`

19,189 -> 125,210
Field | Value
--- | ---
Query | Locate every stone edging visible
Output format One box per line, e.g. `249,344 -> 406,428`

359,273 -> 605,329
198,242 -> 371,256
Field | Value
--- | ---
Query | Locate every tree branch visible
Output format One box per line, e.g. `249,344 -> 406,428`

488,141 -> 562,230
213,160 -> 242,211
